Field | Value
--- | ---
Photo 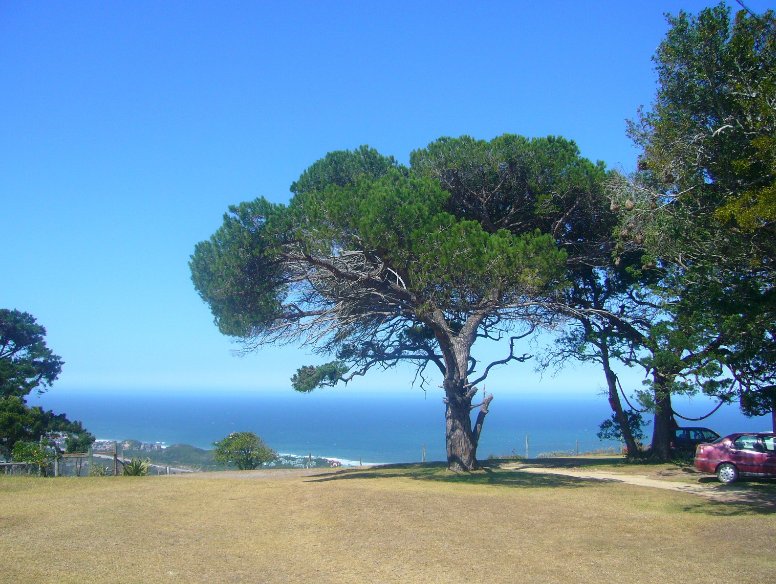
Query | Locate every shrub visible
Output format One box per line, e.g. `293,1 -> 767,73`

213,432 -> 276,470
89,463 -> 110,477
122,458 -> 150,476
11,441 -> 53,476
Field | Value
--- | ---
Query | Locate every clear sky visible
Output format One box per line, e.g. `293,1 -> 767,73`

2,1 -> 767,397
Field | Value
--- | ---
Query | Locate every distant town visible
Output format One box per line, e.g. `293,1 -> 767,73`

92,439 -> 166,453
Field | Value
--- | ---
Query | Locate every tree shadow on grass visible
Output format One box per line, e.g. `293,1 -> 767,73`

681,496 -> 776,516
686,479 -> 776,515
494,457 -> 627,469
305,462 -> 610,490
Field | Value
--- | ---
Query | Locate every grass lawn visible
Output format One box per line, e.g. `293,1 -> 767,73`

1,463 -> 774,583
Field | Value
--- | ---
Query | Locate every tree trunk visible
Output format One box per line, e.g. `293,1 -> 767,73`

427,309 -> 491,471
770,394 -> 776,433
445,390 -> 478,471
600,343 -> 640,456
650,373 -> 674,461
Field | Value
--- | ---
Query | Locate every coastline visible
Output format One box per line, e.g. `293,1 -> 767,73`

95,438 -> 380,470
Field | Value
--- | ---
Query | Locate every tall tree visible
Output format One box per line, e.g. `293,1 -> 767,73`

1,309 -> 63,398
191,139 -> 605,471
0,309 -> 92,458
617,4 -> 776,433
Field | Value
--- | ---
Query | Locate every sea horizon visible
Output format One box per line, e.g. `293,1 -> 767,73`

29,387 -> 771,464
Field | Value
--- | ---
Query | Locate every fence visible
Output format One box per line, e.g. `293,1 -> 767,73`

1,449 -> 192,477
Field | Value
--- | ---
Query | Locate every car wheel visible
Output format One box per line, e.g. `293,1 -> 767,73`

717,463 -> 739,484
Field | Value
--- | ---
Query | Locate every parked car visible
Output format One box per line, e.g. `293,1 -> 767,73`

694,432 -> 776,484
671,427 -> 720,451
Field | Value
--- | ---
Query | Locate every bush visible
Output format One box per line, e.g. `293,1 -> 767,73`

122,458 -> 150,476
11,441 -> 53,476
213,432 -> 276,470
89,463 -> 110,476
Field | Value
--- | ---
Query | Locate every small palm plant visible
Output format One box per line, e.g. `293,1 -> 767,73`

122,458 -> 150,476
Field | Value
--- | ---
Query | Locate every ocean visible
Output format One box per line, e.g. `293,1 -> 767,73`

28,388 -> 770,465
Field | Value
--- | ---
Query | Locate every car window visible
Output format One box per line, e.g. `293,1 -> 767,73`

733,435 -> 759,450
702,430 -> 719,441
763,437 -> 775,452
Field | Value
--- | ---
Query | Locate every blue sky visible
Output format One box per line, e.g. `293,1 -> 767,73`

2,1 -> 766,397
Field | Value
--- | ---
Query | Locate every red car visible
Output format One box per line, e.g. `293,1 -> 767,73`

694,432 -> 776,484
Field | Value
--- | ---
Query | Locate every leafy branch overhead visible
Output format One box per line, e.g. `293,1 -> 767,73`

191,142 -> 573,391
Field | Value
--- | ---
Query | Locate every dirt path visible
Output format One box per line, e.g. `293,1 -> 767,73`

502,462 -> 776,509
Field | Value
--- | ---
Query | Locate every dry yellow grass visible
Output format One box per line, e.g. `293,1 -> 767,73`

1,464 -> 774,583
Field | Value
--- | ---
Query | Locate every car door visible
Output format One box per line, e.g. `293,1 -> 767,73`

762,436 -> 776,476
730,435 -> 766,474
672,429 -> 688,449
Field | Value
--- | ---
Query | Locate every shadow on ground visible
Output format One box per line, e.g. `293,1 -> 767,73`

305,461 -> 610,490
692,479 -> 776,514
681,494 -> 776,515
306,460 -> 776,515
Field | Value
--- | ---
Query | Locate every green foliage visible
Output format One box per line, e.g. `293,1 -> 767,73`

212,432 -> 276,470
0,396 -> 92,459
190,198 -> 288,338
292,362 -> 348,393
0,309 -> 63,398
65,431 -> 95,454
631,4 -> 776,243
190,137 -> 580,395
122,458 -> 150,476
89,463 -> 110,476
0,397 -> 44,458
292,168 -> 568,311
0,309 -> 93,459
410,135 -> 612,258
597,411 -> 649,446
11,440 -> 52,475
740,385 -> 776,425
290,145 -> 399,196
623,3 -> 776,274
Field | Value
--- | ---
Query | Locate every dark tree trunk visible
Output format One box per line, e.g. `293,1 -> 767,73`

445,389 -> 478,472
443,379 -> 493,471
600,342 -> 640,456
650,373 -> 674,461
428,309 -> 491,472
606,375 -> 640,457
770,395 -> 776,433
